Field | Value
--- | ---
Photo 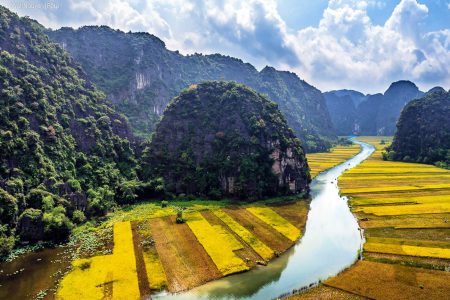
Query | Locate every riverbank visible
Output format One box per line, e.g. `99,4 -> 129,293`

292,136 -> 450,299
0,142 -> 362,299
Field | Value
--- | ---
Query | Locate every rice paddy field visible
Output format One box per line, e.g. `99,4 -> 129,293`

51,142 -> 359,299
307,143 -> 362,178
55,202 -> 309,299
294,136 -> 450,299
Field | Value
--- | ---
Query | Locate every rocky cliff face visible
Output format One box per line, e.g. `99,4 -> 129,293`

324,81 -> 424,135
142,81 -> 311,199
323,92 -> 358,135
387,89 -> 450,168
48,26 -> 335,152
373,81 -> 424,135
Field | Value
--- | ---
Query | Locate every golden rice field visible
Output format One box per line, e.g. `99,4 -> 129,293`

57,222 -> 140,300
292,136 -> 450,299
186,212 -> 249,275
306,143 -> 361,177
246,207 -> 301,242
323,260 -> 450,300
56,200 -> 309,298
213,209 -> 275,261
340,136 -> 450,260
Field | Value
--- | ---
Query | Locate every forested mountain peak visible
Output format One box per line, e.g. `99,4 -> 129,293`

386,90 -> 450,168
142,81 -> 311,199
48,25 -> 335,152
426,86 -> 446,95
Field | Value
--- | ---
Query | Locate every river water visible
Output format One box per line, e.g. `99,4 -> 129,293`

0,141 -> 374,300
155,140 -> 375,300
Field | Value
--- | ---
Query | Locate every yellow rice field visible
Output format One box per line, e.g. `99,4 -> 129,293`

364,243 -> 450,259
307,143 -> 361,177
57,222 -> 140,300
354,202 -> 450,216
340,136 -> 450,261
246,207 -> 301,242
142,249 -> 168,290
301,137 -> 450,300
186,212 -> 249,275
57,200 -> 307,298
213,209 -> 274,261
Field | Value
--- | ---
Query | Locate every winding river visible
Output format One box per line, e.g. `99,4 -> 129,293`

155,140 -> 375,300
0,140 -> 375,299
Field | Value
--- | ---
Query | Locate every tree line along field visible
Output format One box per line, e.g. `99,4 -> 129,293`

53,143 -> 359,299
298,136 -> 450,300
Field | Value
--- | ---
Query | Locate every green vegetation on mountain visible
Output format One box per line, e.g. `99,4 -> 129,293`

48,26 -> 335,152
0,6 -> 138,256
142,81 -> 311,199
384,89 -> 450,168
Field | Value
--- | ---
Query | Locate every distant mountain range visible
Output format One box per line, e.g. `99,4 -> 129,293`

324,81 -> 427,136
48,26 -> 336,152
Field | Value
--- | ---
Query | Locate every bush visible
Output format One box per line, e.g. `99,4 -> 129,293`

382,150 -> 396,161
17,208 -> 44,242
403,155 -> 412,162
175,207 -> 185,224
161,200 -> 168,208
72,210 -> 86,224
43,206 -> 74,242
116,180 -> 141,204
25,189 -> 54,209
435,161 -> 449,170
0,188 -> 18,226
67,179 -> 82,192
86,187 -> 114,217
337,137 -> 353,146
0,235 -> 15,259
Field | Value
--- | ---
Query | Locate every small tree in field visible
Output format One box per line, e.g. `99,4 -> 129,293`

175,206 -> 186,224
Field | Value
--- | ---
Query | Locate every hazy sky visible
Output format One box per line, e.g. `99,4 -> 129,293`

2,0 -> 449,93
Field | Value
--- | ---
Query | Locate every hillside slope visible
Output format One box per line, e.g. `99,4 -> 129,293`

0,6 -> 137,252
386,89 -> 450,168
142,81 -> 311,199
48,26 -> 335,152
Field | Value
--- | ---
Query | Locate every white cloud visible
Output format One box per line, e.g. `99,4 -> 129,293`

290,0 -> 449,92
1,0 -> 448,93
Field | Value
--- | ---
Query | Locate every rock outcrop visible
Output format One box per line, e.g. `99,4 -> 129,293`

142,81 -> 311,199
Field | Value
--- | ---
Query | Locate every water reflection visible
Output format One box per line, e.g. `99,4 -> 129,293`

0,246 -> 72,299
155,140 -> 374,300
